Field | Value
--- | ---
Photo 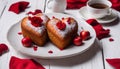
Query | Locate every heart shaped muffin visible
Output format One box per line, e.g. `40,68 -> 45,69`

21,13 -> 49,46
46,17 -> 78,50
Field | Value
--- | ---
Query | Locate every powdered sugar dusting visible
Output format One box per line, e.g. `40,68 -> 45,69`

27,20 -> 45,34
40,14 -> 49,25
49,18 -> 76,38
28,14 -> 34,17
26,14 -> 49,34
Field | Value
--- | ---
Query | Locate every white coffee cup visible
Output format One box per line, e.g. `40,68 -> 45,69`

87,0 -> 112,18
47,0 -> 66,13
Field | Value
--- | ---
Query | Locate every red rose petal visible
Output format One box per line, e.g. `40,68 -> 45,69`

9,3 -> 20,14
0,43 -> 9,55
112,3 -> 120,11
67,2 -> 86,9
86,19 -> 110,40
67,0 -> 87,3
19,2 -> 29,12
56,21 -> 66,30
27,9 -> 42,15
48,50 -> 53,54
18,32 -> 22,35
80,0 -> 88,3
109,38 -> 114,42
9,1 -> 29,14
110,0 -> 120,4
52,16 -> 55,19
27,11 -> 34,15
106,58 -> 120,69
67,17 -> 71,24
60,48 -> 64,51
29,16 -> 43,27
34,9 -> 42,15
33,45 -> 38,51
10,56 -> 45,69
86,19 -> 99,26
62,17 -> 64,20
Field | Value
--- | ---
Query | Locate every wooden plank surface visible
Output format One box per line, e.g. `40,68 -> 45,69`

0,0 -> 120,69
101,10 -> 120,69
0,0 -> 49,69
0,0 -> 8,18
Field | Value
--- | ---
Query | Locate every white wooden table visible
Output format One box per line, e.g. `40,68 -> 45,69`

0,0 -> 120,69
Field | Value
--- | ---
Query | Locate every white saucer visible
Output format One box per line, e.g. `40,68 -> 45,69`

79,6 -> 118,24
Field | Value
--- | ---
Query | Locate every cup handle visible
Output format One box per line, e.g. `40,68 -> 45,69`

47,0 -> 53,9
107,8 -> 112,15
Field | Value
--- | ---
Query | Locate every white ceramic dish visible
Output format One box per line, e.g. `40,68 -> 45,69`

7,13 -> 96,59
79,6 -> 118,24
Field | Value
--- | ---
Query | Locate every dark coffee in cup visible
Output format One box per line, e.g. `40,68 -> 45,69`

90,3 -> 108,9
87,0 -> 112,18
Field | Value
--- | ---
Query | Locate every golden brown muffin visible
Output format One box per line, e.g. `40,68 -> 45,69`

46,17 -> 78,50
21,13 -> 50,46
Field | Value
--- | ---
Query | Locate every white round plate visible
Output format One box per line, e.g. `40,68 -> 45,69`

79,6 -> 118,24
7,13 -> 96,59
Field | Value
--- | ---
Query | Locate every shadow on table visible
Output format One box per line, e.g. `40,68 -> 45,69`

35,39 -> 103,67
102,17 -> 120,26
